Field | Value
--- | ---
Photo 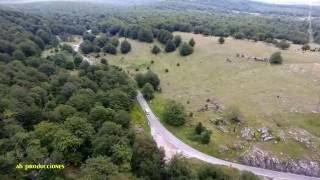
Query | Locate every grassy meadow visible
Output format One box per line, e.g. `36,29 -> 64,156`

77,32 -> 320,161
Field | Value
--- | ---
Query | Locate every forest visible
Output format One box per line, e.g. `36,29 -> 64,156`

0,6 -> 260,179
9,1 -> 319,45
0,0 -> 319,179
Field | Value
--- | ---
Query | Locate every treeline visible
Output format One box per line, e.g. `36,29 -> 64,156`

0,9 -> 58,62
0,8 -> 260,179
10,1 -> 314,45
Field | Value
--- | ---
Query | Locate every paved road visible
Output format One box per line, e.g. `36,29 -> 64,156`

137,91 -> 320,180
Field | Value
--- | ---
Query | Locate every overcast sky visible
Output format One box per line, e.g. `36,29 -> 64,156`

254,0 -> 320,5
2,0 -> 320,5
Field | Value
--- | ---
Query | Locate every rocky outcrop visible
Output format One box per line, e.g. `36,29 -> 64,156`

241,146 -> 320,177
257,127 -> 273,141
241,127 -> 254,140
288,128 -> 317,150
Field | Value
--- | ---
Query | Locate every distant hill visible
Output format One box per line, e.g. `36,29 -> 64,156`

1,0 -> 319,16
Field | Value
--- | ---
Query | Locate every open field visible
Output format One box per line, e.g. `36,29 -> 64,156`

80,32 -> 320,161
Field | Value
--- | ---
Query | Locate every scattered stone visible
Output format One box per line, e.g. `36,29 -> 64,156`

257,127 -> 273,141
288,129 -> 316,149
231,143 -> 245,151
217,125 -> 229,133
279,130 -> 286,141
241,127 -> 254,141
198,98 -> 225,112
219,145 -> 230,153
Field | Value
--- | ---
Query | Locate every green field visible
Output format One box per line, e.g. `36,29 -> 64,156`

80,32 -> 320,161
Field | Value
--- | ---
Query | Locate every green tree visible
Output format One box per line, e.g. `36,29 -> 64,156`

12,50 -> 25,60
64,116 -> 94,142
189,38 -> 195,47
110,37 -> 120,47
38,63 -> 56,76
54,105 -> 77,121
151,45 -> 161,54
131,136 -> 165,179
219,37 -> 225,44
114,110 -> 131,128
173,35 -> 182,47
195,122 -> 205,135
67,90 -> 95,112
164,155 -> 196,179
120,40 -> 131,54
142,83 -> 155,100
138,29 -> 154,43
92,121 -> 127,156
65,60 -> 75,70
103,43 -> 117,55
134,73 -> 146,88
165,40 -> 176,53
74,55 -> 83,67
179,42 -> 194,56
144,71 -> 160,90
89,105 -> 115,129
111,144 -> 132,165
61,44 -> 74,54
80,156 -> 118,179
269,52 -> 283,65
163,100 -> 187,126
80,40 -> 94,54
200,130 -> 211,144
277,40 -> 290,50
17,41 -> 40,57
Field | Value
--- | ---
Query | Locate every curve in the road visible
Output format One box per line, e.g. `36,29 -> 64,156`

136,91 -> 320,180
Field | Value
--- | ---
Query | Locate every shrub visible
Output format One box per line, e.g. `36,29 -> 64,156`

189,38 -> 195,47
179,42 -> 194,56
218,37 -> 225,44
200,131 -> 211,144
223,106 -> 242,123
120,40 -> 131,54
134,71 -> 160,90
103,43 -> 117,55
234,33 -> 244,39
240,171 -> 260,180
163,100 -> 187,126
142,83 -> 155,100
173,35 -> 182,47
165,40 -> 176,53
195,122 -> 204,135
151,45 -> 161,54
277,40 -> 290,50
302,44 -> 310,51
269,52 -> 283,65
100,58 -> 107,65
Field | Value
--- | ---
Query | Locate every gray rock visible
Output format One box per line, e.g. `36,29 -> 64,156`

218,145 -> 230,153
257,127 -> 273,141
242,146 -> 320,177
217,125 -> 229,133
241,127 -> 254,140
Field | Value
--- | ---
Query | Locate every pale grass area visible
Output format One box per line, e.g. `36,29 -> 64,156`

95,32 -> 320,160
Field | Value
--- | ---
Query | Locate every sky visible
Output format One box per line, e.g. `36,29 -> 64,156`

254,0 -> 320,5
1,0 -> 320,5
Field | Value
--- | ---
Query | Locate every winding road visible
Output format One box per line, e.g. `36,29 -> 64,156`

136,91 -> 320,180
